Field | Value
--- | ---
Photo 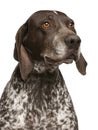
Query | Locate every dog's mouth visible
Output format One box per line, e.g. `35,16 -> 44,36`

64,54 -> 77,64
44,53 -> 78,65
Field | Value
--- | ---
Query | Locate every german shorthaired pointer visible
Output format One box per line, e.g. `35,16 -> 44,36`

0,10 -> 87,130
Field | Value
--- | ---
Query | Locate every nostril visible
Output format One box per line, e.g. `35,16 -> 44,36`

77,37 -> 81,44
70,38 -> 75,44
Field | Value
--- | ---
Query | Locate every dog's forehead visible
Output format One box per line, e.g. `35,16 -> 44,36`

28,10 -> 74,27
31,10 -> 68,20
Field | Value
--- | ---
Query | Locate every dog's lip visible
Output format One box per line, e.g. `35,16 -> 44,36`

44,56 -> 61,64
64,54 -> 77,64
44,54 -> 77,65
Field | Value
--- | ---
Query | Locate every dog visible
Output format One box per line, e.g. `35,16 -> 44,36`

0,10 -> 87,130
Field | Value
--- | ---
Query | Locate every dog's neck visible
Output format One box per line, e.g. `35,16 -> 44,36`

12,61 -> 59,82
31,60 -> 58,74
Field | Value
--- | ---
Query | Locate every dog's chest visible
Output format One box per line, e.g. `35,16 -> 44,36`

25,81 -> 71,129
9,80 -> 75,129
0,71 -> 78,130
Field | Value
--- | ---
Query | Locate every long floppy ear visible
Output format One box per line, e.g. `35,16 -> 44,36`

76,53 -> 87,75
14,22 -> 33,80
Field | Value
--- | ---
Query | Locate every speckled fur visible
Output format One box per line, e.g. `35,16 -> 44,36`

0,10 -> 84,130
0,63 -> 78,130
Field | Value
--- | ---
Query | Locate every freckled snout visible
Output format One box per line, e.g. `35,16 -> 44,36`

41,34 -> 81,65
65,35 -> 81,50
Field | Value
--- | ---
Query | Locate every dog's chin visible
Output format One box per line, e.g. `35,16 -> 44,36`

64,54 -> 78,64
64,59 -> 74,64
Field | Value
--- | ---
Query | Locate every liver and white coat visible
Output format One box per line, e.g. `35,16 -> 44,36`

0,10 -> 87,130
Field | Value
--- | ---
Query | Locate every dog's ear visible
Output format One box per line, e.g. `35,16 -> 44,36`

14,22 -> 27,61
14,22 -> 33,80
75,53 -> 87,75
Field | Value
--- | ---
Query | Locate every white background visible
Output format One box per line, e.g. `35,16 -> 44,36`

0,0 -> 98,129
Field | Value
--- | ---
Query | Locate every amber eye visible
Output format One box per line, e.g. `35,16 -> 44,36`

68,22 -> 75,30
41,22 -> 50,29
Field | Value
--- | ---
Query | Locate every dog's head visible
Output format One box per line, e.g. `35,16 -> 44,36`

14,10 -> 87,80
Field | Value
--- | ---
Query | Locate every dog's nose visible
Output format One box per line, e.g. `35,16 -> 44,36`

65,35 -> 81,49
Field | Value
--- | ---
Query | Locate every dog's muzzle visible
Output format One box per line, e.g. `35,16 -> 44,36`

43,35 -> 81,65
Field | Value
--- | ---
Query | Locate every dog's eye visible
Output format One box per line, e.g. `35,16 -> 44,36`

41,22 -> 50,29
68,21 -> 75,30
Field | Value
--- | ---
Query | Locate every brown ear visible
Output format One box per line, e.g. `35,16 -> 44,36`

14,22 -> 27,61
19,45 -> 33,80
76,53 -> 87,75
14,22 -> 33,80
